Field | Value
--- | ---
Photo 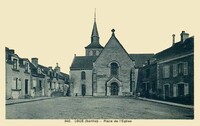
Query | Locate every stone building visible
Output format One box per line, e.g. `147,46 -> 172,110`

6,47 -> 31,99
137,60 -> 157,98
70,17 -> 153,96
6,47 -> 69,99
137,31 -> 194,104
30,59 -> 69,97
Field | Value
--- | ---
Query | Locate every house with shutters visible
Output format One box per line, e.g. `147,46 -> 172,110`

6,47 -> 69,99
6,47 -> 31,99
69,15 -> 153,97
153,31 -> 194,104
29,58 -> 69,97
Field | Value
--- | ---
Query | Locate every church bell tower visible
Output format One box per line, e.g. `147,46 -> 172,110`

85,10 -> 104,56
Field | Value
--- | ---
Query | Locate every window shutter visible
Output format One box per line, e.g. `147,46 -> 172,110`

18,78 -> 21,89
162,67 -> 165,78
12,77 -> 16,89
184,83 -> 189,96
51,83 -> 54,89
32,80 -> 36,87
183,62 -> 188,75
173,64 -> 177,77
163,65 -> 170,78
173,84 -> 177,97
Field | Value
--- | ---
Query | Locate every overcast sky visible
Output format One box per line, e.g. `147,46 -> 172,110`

1,0 -> 199,73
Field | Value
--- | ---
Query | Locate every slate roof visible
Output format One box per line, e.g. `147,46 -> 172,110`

6,47 -> 31,66
91,21 -> 99,37
30,63 -> 69,80
60,72 -> 69,78
154,37 -> 194,60
29,63 -> 46,78
85,42 -> 104,49
6,47 -> 69,80
70,54 -> 154,70
85,20 -> 104,49
70,56 -> 98,70
129,54 -> 154,67
72,30 -> 154,70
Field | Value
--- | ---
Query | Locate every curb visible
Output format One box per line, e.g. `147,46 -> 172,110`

137,97 -> 194,109
6,97 -> 54,106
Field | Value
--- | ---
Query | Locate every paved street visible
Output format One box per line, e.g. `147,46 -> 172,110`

6,97 -> 193,119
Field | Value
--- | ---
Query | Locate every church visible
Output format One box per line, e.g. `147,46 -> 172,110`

69,15 -> 153,96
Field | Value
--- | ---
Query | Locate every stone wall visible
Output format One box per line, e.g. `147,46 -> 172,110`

70,70 -> 93,96
6,63 -> 31,99
94,36 -> 134,96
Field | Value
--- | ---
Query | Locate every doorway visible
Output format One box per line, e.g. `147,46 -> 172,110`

178,84 -> 184,97
81,84 -> 86,96
111,82 -> 118,95
25,79 -> 28,95
164,85 -> 170,99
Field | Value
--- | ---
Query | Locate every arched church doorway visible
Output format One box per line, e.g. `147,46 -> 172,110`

81,84 -> 86,96
111,82 -> 119,95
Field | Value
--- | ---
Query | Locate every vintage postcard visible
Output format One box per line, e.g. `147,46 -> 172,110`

0,0 -> 199,126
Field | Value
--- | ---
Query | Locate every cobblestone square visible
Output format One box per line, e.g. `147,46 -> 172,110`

6,97 -> 193,119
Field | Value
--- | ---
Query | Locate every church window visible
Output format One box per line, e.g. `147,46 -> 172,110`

89,50 -> 93,56
96,50 -> 99,55
93,50 -> 96,56
111,63 -> 119,76
81,71 -> 86,80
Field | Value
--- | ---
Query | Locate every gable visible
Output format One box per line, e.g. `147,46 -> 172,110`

95,32 -> 132,64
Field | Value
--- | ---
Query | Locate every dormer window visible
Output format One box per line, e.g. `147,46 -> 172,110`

25,62 -> 29,72
37,68 -> 41,74
13,59 -> 18,70
50,71 -> 53,78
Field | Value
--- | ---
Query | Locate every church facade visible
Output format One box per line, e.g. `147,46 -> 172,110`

70,17 -> 153,96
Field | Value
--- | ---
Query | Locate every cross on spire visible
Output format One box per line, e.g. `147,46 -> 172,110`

94,8 -> 96,22
111,29 -> 115,36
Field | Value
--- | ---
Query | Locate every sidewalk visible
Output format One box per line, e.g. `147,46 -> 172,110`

137,97 -> 194,109
6,97 -> 53,105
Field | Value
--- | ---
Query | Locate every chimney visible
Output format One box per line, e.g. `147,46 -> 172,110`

180,31 -> 189,42
172,34 -> 175,46
54,63 -> 60,72
132,60 -> 135,65
31,58 -> 38,67
147,59 -> 150,65
9,49 -> 15,54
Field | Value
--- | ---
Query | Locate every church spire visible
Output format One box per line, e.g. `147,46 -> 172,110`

94,8 -> 96,22
85,9 -> 103,56
91,9 -> 99,43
